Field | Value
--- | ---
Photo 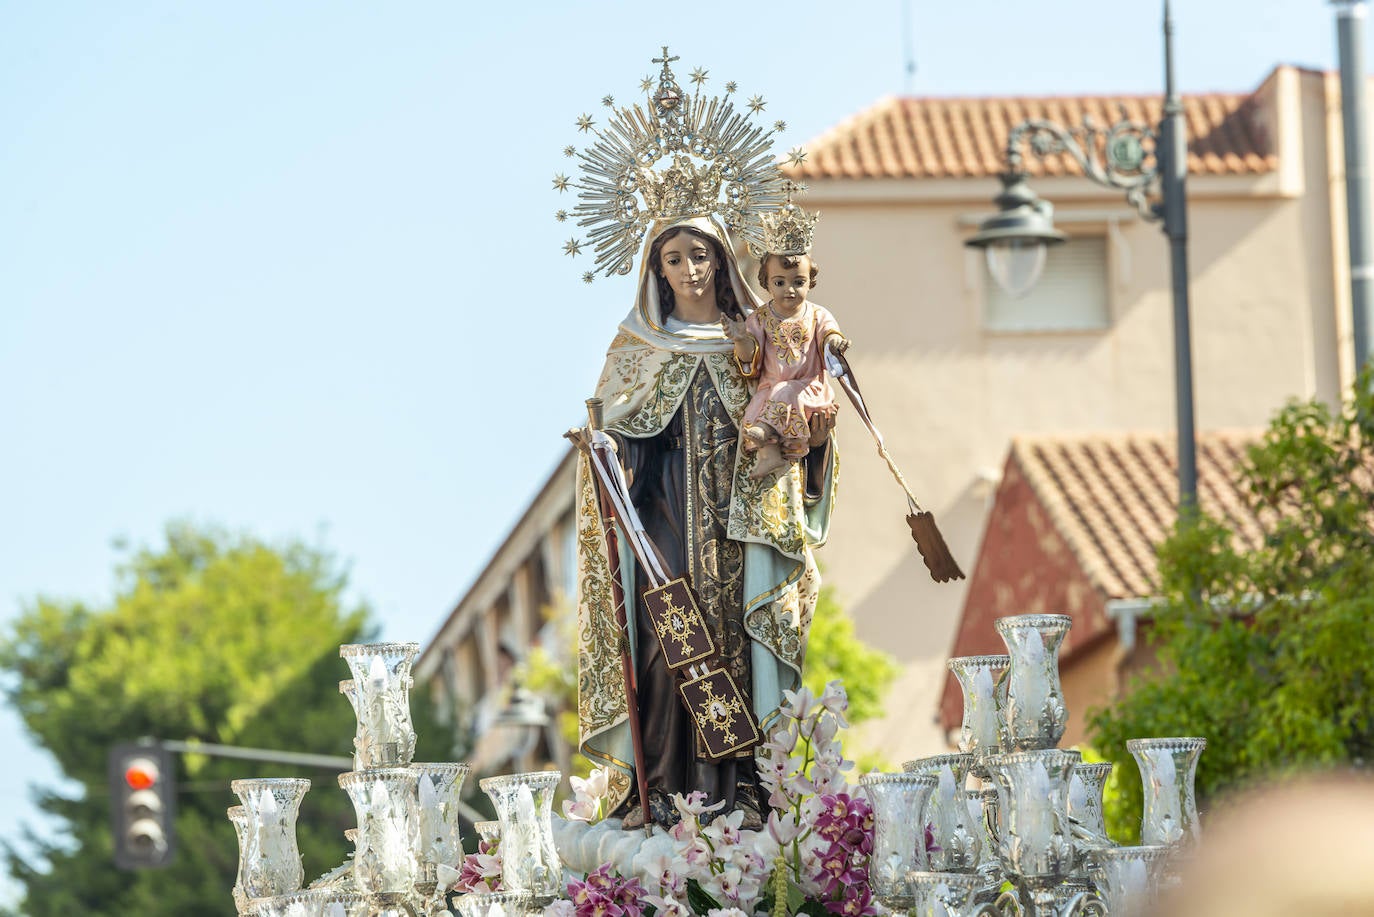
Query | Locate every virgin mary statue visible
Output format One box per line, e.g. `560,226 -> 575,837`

573,213 -> 838,828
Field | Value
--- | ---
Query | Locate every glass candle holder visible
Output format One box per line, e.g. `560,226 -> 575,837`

474,820 -> 501,848
1127,737 -> 1206,848
231,778 -> 311,899
1090,845 -> 1169,917
983,749 -> 1079,885
946,655 -> 1009,775
227,805 -> 250,915
904,870 -> 980,917
338,768 -> 419,896
339,643 -> 419,768
480,771 -> 561,903
1067,761 -> 1113,841
253,888 -> 369,917
860,772 -> 938,912
995,615 -> 1071,752
411,762 -> 471,886
454,890 -> 532,917
903,753 -> 981,873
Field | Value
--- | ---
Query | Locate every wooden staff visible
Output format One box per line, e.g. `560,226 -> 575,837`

576,397 -> 654,834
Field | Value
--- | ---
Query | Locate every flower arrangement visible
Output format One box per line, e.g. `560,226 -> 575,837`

547,681 -> 881,917
448,829 -> 504,894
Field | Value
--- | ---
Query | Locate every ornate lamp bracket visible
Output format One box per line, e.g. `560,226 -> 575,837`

1005,110 -> 1163,223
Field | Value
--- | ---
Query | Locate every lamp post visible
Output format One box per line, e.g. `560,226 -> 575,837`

965,0 -> 1198,514
1332,0 -> 1374,376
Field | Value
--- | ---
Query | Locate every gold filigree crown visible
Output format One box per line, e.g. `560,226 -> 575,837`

752,183 -> 819,256
552,48 -> 801,283
637,155 -> 723,223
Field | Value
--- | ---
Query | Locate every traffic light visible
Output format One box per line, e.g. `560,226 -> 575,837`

109,741 -> 176,869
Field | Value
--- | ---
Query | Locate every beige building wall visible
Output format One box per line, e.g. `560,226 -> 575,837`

805,67 -> 1350,765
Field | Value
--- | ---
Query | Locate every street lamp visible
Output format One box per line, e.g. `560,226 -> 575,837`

491,677 -> 550,768
966,0 -> 1198,513
965,172 -> 1065,296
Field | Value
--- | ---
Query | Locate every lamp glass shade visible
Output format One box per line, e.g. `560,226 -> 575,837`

986,239 -> 1048,298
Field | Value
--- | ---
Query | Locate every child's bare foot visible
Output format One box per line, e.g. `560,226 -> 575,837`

749,444 -> 791,479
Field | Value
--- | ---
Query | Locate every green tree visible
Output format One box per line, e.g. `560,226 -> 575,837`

0,523 -> 374,916
1089,376 -> 1374,841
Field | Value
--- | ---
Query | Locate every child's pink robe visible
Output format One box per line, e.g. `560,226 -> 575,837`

741,301 -> 841,452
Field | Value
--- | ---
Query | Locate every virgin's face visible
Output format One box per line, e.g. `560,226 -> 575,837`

657,231 -> 718,310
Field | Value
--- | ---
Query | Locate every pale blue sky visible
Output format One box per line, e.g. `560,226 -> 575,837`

0,0 -> 1358,902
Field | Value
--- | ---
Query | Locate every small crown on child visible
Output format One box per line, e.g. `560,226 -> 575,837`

753,181 -> 819,257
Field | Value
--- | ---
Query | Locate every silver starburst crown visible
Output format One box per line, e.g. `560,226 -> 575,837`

751,180 -> 819,257
553,47 -> 794,283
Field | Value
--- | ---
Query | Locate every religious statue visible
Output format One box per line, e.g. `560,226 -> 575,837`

557,50 -> 838,830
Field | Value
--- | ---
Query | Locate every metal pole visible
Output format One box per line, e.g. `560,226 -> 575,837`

1334,0 -> 1374,376
160,739 -> 354,771
159,739 -> 488,822
1160,0 -> 1199,514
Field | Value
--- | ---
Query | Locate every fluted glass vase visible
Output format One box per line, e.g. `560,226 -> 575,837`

411,762 -> 470,887
904,871 -> 980,917
946,655 -> 1009,776
983,750 -> 1079,891
480,771 -> 561,903
231,777 -> 311,899
340,643 -> 419,769
859,772 -> 938,911
1090,845 -> 1168,917
1128,737 -> 1206,848
903,754 -> 980,873
339,768 -> 419,897
995,615 -> 1070,751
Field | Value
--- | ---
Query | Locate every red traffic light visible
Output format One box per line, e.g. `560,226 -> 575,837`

123,757 -> 160,791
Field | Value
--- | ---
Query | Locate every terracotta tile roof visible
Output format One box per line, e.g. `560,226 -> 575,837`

1012,430 -> 1266,600
790,92 -> 1277,181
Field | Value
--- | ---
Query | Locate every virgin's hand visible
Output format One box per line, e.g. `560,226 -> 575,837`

827,336 -> 851,356
563,426 -> 595,451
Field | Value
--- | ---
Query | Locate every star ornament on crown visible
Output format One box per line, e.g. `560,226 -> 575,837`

751,180 -> 819,258
552,47 -> 790,281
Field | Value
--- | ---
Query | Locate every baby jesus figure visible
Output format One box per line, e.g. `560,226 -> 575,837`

722,230 -> 850,479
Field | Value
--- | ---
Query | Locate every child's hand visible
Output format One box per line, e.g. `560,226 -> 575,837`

827,335 -> 851,356
719,313 -> 751,343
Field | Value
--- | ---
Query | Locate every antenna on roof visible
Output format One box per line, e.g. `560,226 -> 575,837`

901,0 -> 917,93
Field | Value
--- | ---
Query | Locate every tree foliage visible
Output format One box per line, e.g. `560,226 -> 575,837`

0,523 -> 374,916
1089,376 -> 1374,841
